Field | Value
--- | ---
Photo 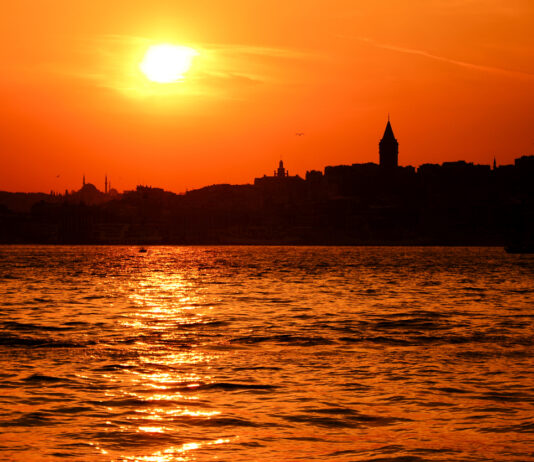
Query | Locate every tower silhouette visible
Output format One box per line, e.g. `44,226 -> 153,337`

379,118 -> 399,169
276,160 -> 288,178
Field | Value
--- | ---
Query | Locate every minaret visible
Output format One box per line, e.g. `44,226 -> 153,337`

83,175 -> 86,187
105,175 -> 108,194
379,118 -> 399,169
493,157 -> 497,170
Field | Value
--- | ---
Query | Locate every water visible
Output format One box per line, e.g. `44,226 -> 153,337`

0,246 -> 533,461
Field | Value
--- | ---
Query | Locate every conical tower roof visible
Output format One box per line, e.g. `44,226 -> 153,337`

381,120 -> 396,141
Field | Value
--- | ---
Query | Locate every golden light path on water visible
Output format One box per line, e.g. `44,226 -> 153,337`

0,246 -> 533,461
112,266 -> 225,461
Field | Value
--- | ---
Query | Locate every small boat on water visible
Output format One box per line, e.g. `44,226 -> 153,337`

138,247 -> 148,253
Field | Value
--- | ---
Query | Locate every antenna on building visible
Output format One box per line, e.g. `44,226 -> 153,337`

83,174 -> 85,187
105,175 -> 108,194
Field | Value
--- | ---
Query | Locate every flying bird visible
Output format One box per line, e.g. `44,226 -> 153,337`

295,132 -> 305,136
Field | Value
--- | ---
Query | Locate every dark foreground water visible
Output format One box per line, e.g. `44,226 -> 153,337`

0,246 -> 533,462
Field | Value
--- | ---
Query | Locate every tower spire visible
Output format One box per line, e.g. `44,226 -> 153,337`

379,118 -> 399,169
277,159 -> 286,178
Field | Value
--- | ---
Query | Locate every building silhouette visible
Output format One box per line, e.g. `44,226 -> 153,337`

63,175 -> 118,205
254,159 -> 303,186
276,160 -> 288,177
254,159 -> 305,206
379,118 -> 399,168
1,119 -> 533,245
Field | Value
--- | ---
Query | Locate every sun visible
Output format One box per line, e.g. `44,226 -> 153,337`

139,44 -> 198,83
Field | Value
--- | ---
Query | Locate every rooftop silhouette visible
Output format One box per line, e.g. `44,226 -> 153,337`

0,119 -> 532,245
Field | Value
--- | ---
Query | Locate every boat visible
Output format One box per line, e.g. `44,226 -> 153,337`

138,247 -> 148,253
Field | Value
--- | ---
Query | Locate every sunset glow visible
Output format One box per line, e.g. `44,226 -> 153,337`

139,44 -> 198,83
0,1 -> 533,194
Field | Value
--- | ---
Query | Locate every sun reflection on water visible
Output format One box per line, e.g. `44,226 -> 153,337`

145,394 -> 200,402
120,438 -> 234,462
134,408 -> 221,418
138,426 -> 165,433
95,260 -> 229,460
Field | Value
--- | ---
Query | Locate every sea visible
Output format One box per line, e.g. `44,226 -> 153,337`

0,246 -> 533,461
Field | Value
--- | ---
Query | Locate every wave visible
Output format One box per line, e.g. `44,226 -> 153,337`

231,334 -> 335,346
175,382 -> 277,392
0,335 -> 89,348
23,374 -> 79,384
0,411 -> 55,427
284,411 -> 412,428
2,321 -> 74,332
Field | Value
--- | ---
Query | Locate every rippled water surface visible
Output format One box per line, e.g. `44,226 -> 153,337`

0,246 -> 533,461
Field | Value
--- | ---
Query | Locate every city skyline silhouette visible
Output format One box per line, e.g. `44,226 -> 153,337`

1,118 -> 532,247
4,118 -> 532,197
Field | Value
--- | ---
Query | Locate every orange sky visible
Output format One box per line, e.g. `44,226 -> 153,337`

1,0 -> 533,193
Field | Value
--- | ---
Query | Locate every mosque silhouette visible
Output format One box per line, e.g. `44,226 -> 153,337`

0,118 -> 532,245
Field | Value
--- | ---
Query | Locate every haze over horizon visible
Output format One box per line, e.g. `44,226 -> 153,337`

1,0 -> 533,193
